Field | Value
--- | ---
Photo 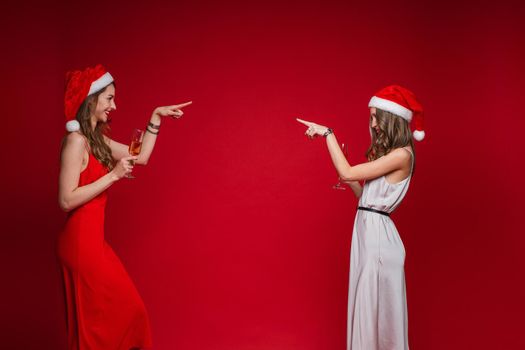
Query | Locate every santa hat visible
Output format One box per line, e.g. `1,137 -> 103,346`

64,64 -> 114,132
368,85 -> 425,141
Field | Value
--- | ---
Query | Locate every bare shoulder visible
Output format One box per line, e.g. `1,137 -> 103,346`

65,131 -> 85,144
62,132 -> 87,154
390,147 -> 412,159
385,147 -> 412,166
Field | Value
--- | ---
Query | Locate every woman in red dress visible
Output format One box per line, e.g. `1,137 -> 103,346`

57,64 -> 191,350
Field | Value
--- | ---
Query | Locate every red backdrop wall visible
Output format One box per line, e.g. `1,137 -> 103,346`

2,0 -> 525,349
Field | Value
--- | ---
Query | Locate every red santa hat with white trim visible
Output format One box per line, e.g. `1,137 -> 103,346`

64,64 -> 114,132
368,85 -> 425,141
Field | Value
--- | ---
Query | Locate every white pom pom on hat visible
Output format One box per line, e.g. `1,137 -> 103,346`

413,130 -> 425,141
64,64 -> 114,132
65,120 -> 80,132
368,85 -> 425,141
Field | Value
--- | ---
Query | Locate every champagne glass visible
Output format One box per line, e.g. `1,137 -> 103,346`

332,142 -> 348,190
126,128 -> 144,179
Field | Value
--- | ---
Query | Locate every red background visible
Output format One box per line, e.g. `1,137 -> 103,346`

2,0 -> 525,349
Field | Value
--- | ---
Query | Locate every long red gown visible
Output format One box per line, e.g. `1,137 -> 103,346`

57,152 -> 152,350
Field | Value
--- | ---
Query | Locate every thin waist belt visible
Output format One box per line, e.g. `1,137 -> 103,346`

357,206 -> 390,217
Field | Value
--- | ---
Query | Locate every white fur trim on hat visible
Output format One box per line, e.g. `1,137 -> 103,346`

413,130 -> 425,141
368,96 -> 413,122
88,72 -> 114,95
66,120 -> 80,132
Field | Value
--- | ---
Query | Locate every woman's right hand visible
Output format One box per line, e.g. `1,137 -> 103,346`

111,156 -> 138,180
296,118 -> 330,139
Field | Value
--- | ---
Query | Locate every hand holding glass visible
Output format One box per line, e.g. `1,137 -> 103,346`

126,129 -> 144,179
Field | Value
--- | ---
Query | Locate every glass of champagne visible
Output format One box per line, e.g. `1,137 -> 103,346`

332,142 -> 348,190
126,128 -> 144,179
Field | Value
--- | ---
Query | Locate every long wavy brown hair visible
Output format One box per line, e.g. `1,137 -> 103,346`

366,108 -> 416,172
74,85 -> 115,170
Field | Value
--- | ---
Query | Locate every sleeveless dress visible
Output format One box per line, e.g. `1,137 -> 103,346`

57,150 -> 152,350
347,148 -> 413,350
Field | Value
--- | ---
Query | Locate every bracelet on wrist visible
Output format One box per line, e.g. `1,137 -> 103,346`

148,121 -> 161,130
146,127 -> 159,135
323,128 -> 334,137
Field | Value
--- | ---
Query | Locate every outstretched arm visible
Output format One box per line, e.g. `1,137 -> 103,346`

105,101 -> 192,165
297,118 -> 410,182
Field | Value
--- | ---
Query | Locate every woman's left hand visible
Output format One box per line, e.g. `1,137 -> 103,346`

296,118 -> 329,139
154,101 -> 193,119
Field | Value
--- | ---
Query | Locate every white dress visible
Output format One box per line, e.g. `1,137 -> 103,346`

347,148 -> 413,350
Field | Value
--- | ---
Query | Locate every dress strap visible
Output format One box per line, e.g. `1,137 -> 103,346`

79,134 -> 91,154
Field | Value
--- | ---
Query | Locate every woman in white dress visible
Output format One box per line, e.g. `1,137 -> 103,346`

297,85 -> 425,350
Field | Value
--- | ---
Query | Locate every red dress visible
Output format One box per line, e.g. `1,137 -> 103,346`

57,152 -> 152,350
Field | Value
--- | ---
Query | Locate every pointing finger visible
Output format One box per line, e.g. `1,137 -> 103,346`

173,101 -> 193,109
296,118 -> 312,126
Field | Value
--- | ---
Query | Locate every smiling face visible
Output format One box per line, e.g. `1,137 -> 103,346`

92,83 -> 116,124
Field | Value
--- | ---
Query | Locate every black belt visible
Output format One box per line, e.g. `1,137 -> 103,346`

357,206 -> 390,217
